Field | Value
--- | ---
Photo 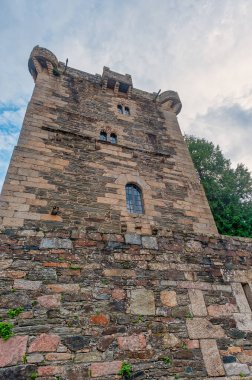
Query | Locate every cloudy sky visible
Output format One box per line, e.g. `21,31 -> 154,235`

1,0 -> 252,190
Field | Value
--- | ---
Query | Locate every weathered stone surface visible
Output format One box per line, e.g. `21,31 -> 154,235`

0,365 -> 36,380
163,333 -> 180,348
75,352 -> 102,363
118,334 -> 146,351
14,279 -> 42,290
234,313 -> 252,331
27,353 -> 44,363
188,289 -> 207,316
142,236 -> 158,249
0,336 -> 28,367
39,237 -> 73,249
232,283 -> 251,313
129,288 -> 155,315
28,267 -> 57,281
63,336 -> 90,351
28,333 -> 60,352
207,303 -> 237,317
38,365 -> 63,376
91,360 -> 122,377
223,355 -> 236,363
37,294 -> 61,308
90,314 -> 110,326
0,293 -> 30,308
103,269 -> 135,278
46,283 -> 80,293
0,259 -> 13,269
97,336 -> 114,352
160,290 -> 177,307
237,352 -> 252,363
186,318 -> 225,339
184,339 -> 199,349
201,339 -> 225,376
224,362 -> 250,376
228,346 -> 242,354
65,365 -> 89,380
46,352 -> 73,361
185,240 -> 202,252
112,288 -> 126,300
125,234 -> 141,245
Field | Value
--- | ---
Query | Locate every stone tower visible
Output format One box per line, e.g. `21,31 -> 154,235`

0,46 -> 217,236
1,47 -> 252,380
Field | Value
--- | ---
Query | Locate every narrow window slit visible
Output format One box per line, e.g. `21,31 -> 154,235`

100,131 -> 107,141
110,133 -> 117,144
124,106 -> 130,115
117,104 -> 123,114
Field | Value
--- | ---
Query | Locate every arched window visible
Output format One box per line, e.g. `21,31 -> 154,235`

124,106 -> 130,115
110,133 -> 117,144
125,184 -> 144,214
117,104 -> 123,114
100,131 -> 107,141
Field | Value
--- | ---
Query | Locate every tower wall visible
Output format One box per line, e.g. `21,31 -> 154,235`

0,46 -> 217,236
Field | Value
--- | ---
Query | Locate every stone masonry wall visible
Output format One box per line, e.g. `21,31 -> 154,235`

0,228 -> 252,380
1,46 -> 250,380
0,46 -> 217,235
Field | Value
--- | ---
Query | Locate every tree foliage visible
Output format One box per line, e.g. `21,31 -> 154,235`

185,135 -> 252,238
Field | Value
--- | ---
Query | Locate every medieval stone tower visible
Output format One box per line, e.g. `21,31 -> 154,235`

0,45 -> 217,235
0,46 -> 252,380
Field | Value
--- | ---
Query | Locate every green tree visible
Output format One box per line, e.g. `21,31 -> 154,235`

185,135 -> 252,238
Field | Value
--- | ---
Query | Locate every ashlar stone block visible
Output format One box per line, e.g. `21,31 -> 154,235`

224,362 -> 250,376
201,339 -> 225,376
39,238 -> 73,249
207,303 -> 237,317
128,288 -> 155,315
186,318 -> 225,339
232,283 -> 251,313
125,234 -> 141,245
142,236 -> 158,250
160,290 -> 177,307
234,313 -> 252,331
188,289 -> 207,316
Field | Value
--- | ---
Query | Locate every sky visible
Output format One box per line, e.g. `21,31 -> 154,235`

1,0 -> 252,190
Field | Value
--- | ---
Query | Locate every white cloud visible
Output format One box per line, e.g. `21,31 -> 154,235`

0,106 -> 25,130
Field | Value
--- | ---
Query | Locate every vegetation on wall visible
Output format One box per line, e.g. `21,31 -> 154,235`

185,135 -> 252,238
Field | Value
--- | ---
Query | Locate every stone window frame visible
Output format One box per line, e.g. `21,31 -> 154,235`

125,183 -> 144,215
99,129 -> 118,144
115,174 -> 158,234
117,104 -> 130,116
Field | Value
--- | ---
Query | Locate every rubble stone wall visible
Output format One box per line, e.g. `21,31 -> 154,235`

0,228 -> 252,380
